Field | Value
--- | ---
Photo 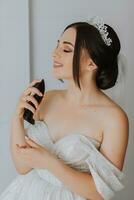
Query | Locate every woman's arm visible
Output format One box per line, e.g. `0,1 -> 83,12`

10,79 -> 45,174
101,107 -> 129,171
10,114 -> 33,174
46,153 -> 103,200
10,89 -> 54,175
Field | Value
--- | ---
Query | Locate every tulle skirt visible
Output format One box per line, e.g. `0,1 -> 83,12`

0,169 -> 85,200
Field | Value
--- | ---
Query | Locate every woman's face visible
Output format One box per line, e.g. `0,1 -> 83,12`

51,27 -> 76,81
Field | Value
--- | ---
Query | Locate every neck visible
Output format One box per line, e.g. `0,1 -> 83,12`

64,77 -> 103,108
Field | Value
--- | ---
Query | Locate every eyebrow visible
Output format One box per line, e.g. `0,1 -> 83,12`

57,40 -> 74,48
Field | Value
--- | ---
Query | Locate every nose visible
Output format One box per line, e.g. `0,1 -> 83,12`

52,47 -> 61,59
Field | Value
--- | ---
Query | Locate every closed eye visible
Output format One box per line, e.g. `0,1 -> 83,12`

55,43 -> 73,53
63,50 -> 72,53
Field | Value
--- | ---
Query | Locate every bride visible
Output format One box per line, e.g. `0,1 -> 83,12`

0,17 -> 129,200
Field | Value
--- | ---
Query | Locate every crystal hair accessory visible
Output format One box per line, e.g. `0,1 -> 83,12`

86,16 -> 112,46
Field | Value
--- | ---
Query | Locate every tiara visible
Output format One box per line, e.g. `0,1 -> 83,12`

86,16 -> 112,46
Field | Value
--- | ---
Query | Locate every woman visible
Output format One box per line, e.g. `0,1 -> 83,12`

0,17 -> 129,200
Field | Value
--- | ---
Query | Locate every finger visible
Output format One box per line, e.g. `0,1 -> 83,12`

16,145 -> 25,153
22,79 -> 41,95
22,101 -> 36,114
24,137 -> 32,148
29,79 -> 42,87
23,95 -> 39,109
16,144 -> 27,148
26,138 -> 39,148
16,145 -> 31,155
23,87 -> 43,97
26,79 -> 42,94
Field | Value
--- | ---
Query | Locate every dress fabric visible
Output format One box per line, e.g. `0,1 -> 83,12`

0,120 -> 125,200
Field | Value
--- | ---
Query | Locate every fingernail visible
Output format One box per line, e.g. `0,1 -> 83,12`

25,136 -> 29,140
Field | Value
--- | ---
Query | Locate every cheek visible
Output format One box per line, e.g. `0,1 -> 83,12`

52,54 -> 74,79
63,55 -> 74,76
64,54 -> 73,67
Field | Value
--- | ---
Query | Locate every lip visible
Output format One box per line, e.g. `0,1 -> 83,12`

53,60 -> 63,67
54,60 -> 63,65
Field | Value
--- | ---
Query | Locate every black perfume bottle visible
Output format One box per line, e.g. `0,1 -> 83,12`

23,79 -> 45,124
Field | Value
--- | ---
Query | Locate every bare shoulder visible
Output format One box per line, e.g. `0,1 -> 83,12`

100,100 -> 129,170
103,101 -> 129,134
100,92 -> 129,130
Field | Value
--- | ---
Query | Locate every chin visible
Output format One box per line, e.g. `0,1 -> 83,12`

52,73 -> 63,80
51,69 -> 72,80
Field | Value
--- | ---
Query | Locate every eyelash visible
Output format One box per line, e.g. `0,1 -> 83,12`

63,50 -> 72,53
56,44 -> 72,53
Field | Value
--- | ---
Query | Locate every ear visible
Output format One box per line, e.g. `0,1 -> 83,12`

87,59 -> 97,71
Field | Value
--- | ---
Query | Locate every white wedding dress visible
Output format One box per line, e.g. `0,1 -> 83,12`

0,120 -> 125,200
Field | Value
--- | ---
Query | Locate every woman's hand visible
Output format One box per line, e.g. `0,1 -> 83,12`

16,137 -> 52,169
14,79 -> 43,120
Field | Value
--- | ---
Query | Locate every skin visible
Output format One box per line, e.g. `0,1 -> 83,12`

17,27 -> 129,199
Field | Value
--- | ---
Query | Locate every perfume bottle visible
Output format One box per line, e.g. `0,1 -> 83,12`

23,79 -> 45,124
